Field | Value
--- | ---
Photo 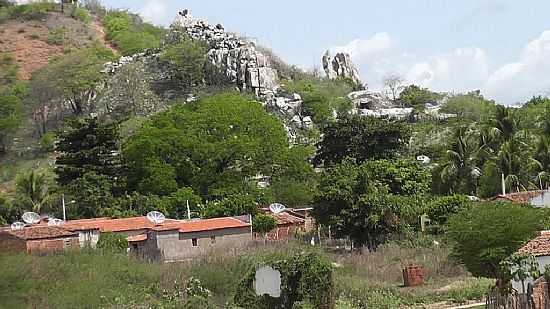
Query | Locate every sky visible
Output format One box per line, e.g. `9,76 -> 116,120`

102,0 -> 550,105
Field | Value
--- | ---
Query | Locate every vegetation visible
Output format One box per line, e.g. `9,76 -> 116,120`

161,36 -> 207,89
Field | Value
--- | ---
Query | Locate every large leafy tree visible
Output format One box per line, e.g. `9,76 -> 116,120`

447,202 -> 544,279
55,117 -> 123,187
41,46 -> 114,115
314,115 -> 410,166
124,93 -> 289,199
313,159 -> 430,250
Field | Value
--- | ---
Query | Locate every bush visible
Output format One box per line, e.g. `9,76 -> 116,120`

252,213 -> 277,235
234,251 -> 335,309
161,37 -> 207,89
0,2 -> 55,22
47,27 -> 65,45
447,202 -> 544,279
71,7 -> 91,24
426,195 -> 471,232
39,131 -> 56,153
96,232 -> 128,252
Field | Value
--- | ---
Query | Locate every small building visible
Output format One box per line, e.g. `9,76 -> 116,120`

492,190 -> 550,208
0,226 -> 79,255
131,217 -> 252,262
513,231 -> 550,292
61,216 -> 181,248
257,208 -> 311,241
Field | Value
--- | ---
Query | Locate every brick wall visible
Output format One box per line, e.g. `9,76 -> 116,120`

531,277 -> 549,309
0,232 -> 26,253
26,237 -> 79,255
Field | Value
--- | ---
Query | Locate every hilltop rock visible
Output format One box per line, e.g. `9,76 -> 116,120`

322,51 -> 362,86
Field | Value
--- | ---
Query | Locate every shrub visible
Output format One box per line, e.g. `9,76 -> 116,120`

1,2 -> 55,22
47,27 -> 65,45
447,202 -> 544,279
96,232 -> 128,253
71,7 -> 91,24
252,213 -> 277,236
426,195 -> 471,232
234,251 -> 335,309
161,37 -> 207,89
39,131 -> 56,153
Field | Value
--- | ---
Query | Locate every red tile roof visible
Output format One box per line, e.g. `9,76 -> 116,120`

492,191 -> 548,204
517,231 -> 550,256
127,234 -> 148,242
7,226 -> 77,240
270,212 -> 305,226
62,217 -> 180,233
151,217 -> 250,233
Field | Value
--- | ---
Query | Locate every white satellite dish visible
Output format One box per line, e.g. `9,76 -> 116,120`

48,218 -> 64,226
269,203 -> 286,214
146,211 -> 166,225
10,222 -> 25,231
22,212 -> 41,224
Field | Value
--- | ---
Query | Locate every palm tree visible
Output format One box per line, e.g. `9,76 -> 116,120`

531,136 -> 550,189
497,139 -> 529,192
15,170 -> 51,214
440,126 -> 481,194
490,105 -> 519,142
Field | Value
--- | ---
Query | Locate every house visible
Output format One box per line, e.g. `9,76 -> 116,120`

0,226 -> 79,255
492,190 -> 550,207
130,216 -> 252,262
512,231 -> 550,292
257,208 -> 313,241
60,216 -> 181,248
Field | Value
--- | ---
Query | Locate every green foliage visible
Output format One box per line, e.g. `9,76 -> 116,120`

124,93 -> 289,200
201,194 -> 258,218
161,37 -> 207,89
426,195 -> 471,229
441,91 -> 496,121
47,27 -> 65,45
66,172 -> 118,218
315,115 -> 410,166
0,2 -> 55,22
39,131 -> 56,153
71,7 -> 91,24
183,295 -> 219,309
501,253 -> 540,291
55,117 -> 122,187
398,85 -> 440,108
313,159 -> 431,249
233,251 -> 335,309
252,213 -> 277,235
0,52 -> 19,86
0,93 -> 22,154
447,202 -> 544,279
103,10 -> 166,55
96,232 -> 129,253
15,170 -> 53,214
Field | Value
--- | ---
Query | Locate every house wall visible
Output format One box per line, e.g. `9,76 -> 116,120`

0,232 -> 26,253
137,227 -> 252,262
77,230 -> 100,248
26,237 -> 79,255
512,255 -> 550,293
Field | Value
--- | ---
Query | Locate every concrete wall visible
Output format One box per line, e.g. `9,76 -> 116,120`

77,230 -> 100,248
0,232 -> 26,253
137,227 -> 252,262
26,237 -> 79,255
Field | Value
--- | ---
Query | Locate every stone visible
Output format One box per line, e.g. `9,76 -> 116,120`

322,50 -> 362,86
254,266 -> 281,297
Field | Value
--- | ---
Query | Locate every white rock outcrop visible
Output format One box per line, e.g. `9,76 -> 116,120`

322,51 -> 362,86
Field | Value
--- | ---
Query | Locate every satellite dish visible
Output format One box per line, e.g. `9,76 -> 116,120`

269,203 -> 286,214
10,222 -> 25,231
146,211 -> 165,225
22,212 -> 41,224
48,218 -> 64,226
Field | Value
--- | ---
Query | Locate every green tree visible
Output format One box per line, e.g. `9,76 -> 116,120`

201,194 -> 258,218
314,115 -> 410,166
55,117 -> 123,188
97,232 -> 129,253
252,213 -> 277,241
0,93 -> 22,154
426,195 -> 471,231
124,93 -> 288,200
66,172 -> 116,218
447,202 -> 544,279
15,170 -> 52,214
161,37 -> 207,89
398,85 -> 439,108
45,46 -> 114,115
363,159 -> 431,195
441,92 -> 496,121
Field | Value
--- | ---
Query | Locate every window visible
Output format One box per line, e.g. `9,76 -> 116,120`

192,238 -> 198,247
210,236 -> 216,244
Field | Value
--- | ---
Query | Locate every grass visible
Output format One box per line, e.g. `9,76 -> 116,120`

0,241 -> 492,308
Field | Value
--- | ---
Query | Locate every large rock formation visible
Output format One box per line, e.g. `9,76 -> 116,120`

322,51 -> 362,86
170,10 -> 279,94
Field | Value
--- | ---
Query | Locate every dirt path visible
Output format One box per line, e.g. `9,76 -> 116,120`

90,18 -> 118,55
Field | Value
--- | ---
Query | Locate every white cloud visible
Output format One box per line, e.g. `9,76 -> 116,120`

332,30 -> 550,105
139,0 -> 170,26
